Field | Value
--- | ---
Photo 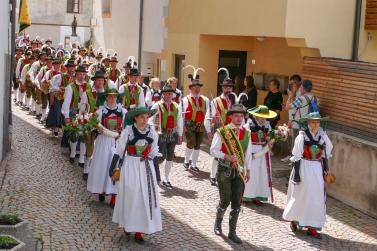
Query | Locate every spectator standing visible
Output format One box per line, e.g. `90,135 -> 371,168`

264,79 -> 283,128
242,75 -> 258,109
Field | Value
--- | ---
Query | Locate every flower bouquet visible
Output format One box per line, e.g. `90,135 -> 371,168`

253,124 -> 290,159
64,120 -> 80,143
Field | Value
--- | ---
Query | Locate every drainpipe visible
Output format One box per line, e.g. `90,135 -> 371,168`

352,0 -> 363,61
138,0 -> 144,71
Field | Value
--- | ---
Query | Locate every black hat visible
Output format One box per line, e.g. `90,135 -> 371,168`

96,52 -> 103,58
52,58 -> 61,65
109,56 -> 118,62
91,69 -> 106,80
188,74 -> 203,87
128,68 -> 140,76
46,55 -> 53,61
161,84 -> 175,93
226,104 -> 247,116
221,78 -> 235,87
75,65 -> 87,73
65,60 -> 76,67
46,38 -> 52,43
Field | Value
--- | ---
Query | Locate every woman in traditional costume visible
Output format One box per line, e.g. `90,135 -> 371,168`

283,112 -> 333,239
243,105 -> 276,205
109,107 -> 162,244
87,88 -> 126,207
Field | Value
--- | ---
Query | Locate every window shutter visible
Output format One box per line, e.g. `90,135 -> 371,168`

365,0 -> 377,30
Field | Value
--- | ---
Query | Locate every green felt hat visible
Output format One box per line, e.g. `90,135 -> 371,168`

299,112 -> 329,130
226,104 -> 248,116
248,105 -> 277,119
105,88 -> 118,96
124,107 -> 157,126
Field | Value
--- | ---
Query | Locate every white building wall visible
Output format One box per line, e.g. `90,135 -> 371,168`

0,0 -> 10,160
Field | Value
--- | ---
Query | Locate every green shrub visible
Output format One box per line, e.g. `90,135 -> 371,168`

0,236 -> 19,249
0,213 -> 21,225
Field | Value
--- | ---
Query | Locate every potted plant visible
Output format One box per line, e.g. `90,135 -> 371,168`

0,214 -> 28,242
0,235 -> 25,250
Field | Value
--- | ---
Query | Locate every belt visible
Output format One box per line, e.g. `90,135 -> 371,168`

140,157 -> 157,220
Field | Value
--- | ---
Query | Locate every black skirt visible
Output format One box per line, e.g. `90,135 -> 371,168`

46,97 -> 62,128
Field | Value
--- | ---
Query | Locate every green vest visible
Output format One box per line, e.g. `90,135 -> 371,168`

69,83 -> 79,109
86,88 -> 96,113
95,92 -> 106,108
158,101 -> 178,128
123,84 -> 141,109
187,95 -> 206,122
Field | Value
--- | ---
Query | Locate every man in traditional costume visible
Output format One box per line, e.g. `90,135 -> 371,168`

16,50 -> 32,106
118,68 -> 145,111
210,104 -> 252,244
61,65 -> 90,167
20,54 -> 37,110
109,107 -> 162,244
29,50 -> 48,117
182,72 -> 211,172
283,112 -> 333,239
35,55 -> 54,123
87,88 -> 126,207
243,105 -> 276,205
107,55 -> 121,86
209,69 -> 235,185
149,85 -> 183,187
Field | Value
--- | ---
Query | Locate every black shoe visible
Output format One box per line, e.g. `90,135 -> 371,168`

36,114 -> 42,119
210,178 -> 217,186
109,202 -> 115,209
53,131 -> 59,137
82,173 -> 88,181
290,221 -> 298,232
166,182 -> 173,188
190,166 -> 199,172
135,236 -> 145,245
183,162 -> 190,169
228,232 -> 242,244
98,194 -> 105,202
78,163 -> 85,168
69,157 -> 75,164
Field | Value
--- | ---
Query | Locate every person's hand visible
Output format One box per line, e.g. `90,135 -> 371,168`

98,126 -> 104,134
268,142 -> 274,150
226,154 -> 238,165
178,136 -> 183,145
244,170 -> 250,183
207,132 -> 213,141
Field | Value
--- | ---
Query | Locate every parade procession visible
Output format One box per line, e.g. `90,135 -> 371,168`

3,0 -> 377,250
11,34 -> 336,245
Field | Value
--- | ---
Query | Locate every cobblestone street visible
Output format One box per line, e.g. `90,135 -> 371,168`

0,105 -> 376,250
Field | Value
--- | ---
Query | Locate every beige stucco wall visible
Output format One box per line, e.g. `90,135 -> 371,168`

285,0 -> 356,59
358,0 -> 377,63
328,131 -> 377,218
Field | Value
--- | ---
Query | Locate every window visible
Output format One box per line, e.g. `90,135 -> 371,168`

67,0 -> 80,14
102,0 -> 112,18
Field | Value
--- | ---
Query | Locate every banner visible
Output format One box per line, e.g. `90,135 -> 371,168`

19,0 -> 31,32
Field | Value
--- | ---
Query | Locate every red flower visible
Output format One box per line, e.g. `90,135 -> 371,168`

78,119 -> 82,125
83,119 -> 88,124
92,113 -> 97,118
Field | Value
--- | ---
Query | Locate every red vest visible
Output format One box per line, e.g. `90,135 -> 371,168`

215,97 -> 232,125
184,96 -> 206,123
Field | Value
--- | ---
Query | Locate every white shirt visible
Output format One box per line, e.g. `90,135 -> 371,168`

210,93 -> 232,118
210,122 -> 253,172
15,57 -> 24,79
20,64 -> 31,85
181,94 -> 211,133
148,100 -> 184,136
29,61 -> 43,85
118,82 -> 146,108
61,81 -> 88,119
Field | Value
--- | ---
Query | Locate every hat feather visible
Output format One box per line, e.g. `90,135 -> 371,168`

218,67 -> 230,79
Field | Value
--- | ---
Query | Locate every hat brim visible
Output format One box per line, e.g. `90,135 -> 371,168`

249,110 -> 278,119
189,83 -> 203,87
91,76 -> 105,81
161,89 -> 175,93
124,108 -> 157,122
105,92 -> 118,96
300,116 -> 329,123
220,83 -> 235,87
226,110 -> 248,116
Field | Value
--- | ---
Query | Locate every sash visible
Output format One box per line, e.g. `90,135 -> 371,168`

217,125 -> 247,166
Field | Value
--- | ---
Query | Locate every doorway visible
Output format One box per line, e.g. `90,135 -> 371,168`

174,54 -> 185,89
217,50 -> 247,95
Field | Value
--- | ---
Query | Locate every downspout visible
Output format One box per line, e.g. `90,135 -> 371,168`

138,0 -> 144,71
352,0 -> 363,61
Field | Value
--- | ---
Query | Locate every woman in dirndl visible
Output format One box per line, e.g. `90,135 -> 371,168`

283,112 -> 333,239
109,107 -> 162,244
87,88 -> 126,207
243,105 -> 276,205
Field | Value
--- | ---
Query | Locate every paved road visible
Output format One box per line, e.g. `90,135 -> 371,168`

1,105 -> 377,250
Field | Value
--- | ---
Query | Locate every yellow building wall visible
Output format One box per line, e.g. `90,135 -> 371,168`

358,0 -> 377,63
285,0 -> 356,59
166,0 -> 288,37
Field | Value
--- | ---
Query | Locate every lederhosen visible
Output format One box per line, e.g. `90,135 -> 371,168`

126,125 -> 157,219
184,95 -> 206,150
217,126 -> 249,211
157,101 -> 179,162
